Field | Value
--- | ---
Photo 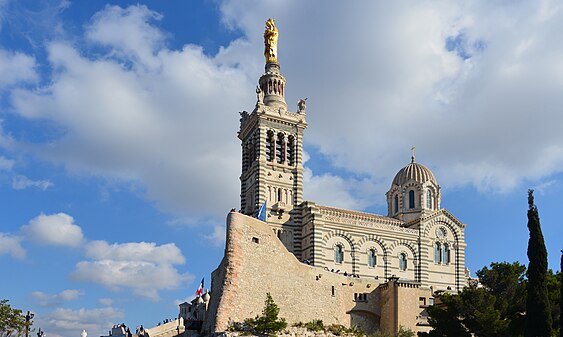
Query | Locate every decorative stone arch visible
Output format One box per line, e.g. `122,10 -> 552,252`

422,217 -> 461,240
386,186 -> 401,215
422,218 -> 463,290
402,182 -> 423,210
322,231 -> 358,273
388,240 -> 419,281
422,183 -> 438,210
388,240 -> 418,260
356,235 -> 389,279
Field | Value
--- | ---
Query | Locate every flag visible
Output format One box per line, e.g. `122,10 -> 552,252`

256,200 -> 267,222
195,278 -> 204,296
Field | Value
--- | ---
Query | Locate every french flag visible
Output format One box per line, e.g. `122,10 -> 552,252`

195,278 -> 204,296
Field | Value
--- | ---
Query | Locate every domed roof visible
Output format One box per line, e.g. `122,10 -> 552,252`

392,157 -> 437,186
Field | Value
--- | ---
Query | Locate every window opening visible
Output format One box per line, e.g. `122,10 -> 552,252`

399,253 -> 407,271
368,249 -> 376,268
275,133 -> 284,164
287,136 -> 295,166
335,245 -> 344,264
394,194 -> 399,213
409,190 -> 415,209
266,131 -> 274,162
434,242 -> 442,264
443,243 -> 450,264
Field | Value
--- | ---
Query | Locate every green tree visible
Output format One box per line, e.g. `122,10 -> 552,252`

422,288 -> 508,337
421,292 -> 471,337
0,300 -> 32,337
525,190 -> 552,337
561,251 -> 562,337
546,269 -> 561,336
245,293 -> 287,336
477,262 -> 527,334
421,262 -> 530,337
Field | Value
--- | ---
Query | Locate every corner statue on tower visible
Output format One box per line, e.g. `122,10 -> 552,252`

264,18 -> 278,64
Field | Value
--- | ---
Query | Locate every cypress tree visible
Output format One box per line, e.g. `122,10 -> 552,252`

560,250 -> 562,337
524,189 -> 552,337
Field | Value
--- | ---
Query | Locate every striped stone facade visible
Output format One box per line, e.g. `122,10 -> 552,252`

238,59 -> 467,294
220,32 -> 469,335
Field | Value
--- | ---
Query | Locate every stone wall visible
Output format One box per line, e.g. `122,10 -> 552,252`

204,212 -> 384,334
146,319 -> 185,337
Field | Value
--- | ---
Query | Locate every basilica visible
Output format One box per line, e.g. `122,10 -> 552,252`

197,19 -> 468,335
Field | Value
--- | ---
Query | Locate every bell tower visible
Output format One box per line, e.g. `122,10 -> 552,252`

238,19 -> 308,257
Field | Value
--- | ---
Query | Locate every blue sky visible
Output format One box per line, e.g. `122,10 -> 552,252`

1,1 -> 562,337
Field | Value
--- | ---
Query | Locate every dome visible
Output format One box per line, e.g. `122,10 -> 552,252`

392,158 -> 437,186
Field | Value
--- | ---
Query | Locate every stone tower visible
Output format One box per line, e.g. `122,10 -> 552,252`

238,19 -> 308,257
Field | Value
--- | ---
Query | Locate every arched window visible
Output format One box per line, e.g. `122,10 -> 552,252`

443,244 -> 450,264
434,242 -> 442,263
427,190 -> 433,209
277,188 -> 282,202
408,190 -> 415,209
335,245 -> 344,264
368,249 -> 376,268
394,194 -> 399,213
287,136 -> 295,166
266,131 -> 274,162
275,133 -> 284,164
399,253 -> 407,271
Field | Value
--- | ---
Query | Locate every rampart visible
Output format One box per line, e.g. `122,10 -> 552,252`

204,212 -> 388,334
146,319 -> 185,337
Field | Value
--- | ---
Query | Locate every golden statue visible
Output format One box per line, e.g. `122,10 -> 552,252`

264,18 -> 278,64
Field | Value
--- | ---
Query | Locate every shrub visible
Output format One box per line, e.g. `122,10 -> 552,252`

244,293 -> 287,336
327,324 -> 346,336
305,319 -> 324,332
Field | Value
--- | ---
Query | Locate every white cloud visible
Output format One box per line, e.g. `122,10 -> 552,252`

12,175 -> 53,190
203,225 -> 226,247
0,49 -> 37,88
85,240 -> 185,264
0,155 -> 14,170
219,0 -> 563,197
0,233 -> 25,259
86,4 -> 165,68
7,4 -> 248,220
32,289 -> 84,307
73,241 -> 192,300
303,168 -> 379,210
21,213 -> 84,247
37,307 -> 123,337
98,298 -> 113,306
3,1 -> 563,221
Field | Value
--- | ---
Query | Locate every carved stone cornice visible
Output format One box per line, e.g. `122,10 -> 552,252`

316,205 -> 418,234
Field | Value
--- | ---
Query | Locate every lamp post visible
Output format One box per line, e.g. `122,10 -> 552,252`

37,328 -> 44,337
25,311 -> 34,337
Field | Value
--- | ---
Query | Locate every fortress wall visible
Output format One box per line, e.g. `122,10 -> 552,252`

206,212 -> 384,334
146,319 -> 184,337
379,281 -> 432,334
